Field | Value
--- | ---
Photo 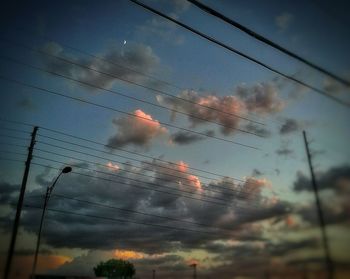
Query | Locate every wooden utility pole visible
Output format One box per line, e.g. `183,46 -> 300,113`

303,131 -> 333,279
152,269 -> 156,279
4,126 -> 38,279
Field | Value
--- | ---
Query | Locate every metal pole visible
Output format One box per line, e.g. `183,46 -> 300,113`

152,269 -> 155,279
4,126 -> 38,279
31,171 -> 63,276
303,131 -> 333,279
31,187 -> 49,277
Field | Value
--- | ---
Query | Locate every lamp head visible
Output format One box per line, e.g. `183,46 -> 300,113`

62,166 -> 72,174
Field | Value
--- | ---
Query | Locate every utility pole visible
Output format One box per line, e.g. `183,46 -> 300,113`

303,131 -> 333,279
4,126 -> 38,279
152,269 -> 156,279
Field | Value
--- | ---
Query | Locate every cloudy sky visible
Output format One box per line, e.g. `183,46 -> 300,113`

0,0 -> 349,278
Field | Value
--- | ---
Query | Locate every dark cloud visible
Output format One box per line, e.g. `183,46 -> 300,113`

244,123 -> 272,137
297,203 -> 350,226
158,82 -> 284,137
252,169 -> 263,177
0,158 -> 289,255
322,75 -> 350,95
170,131 -> 204,145
276,147 -> 294,156
293,165 -> 350,226
0,182 -> 19,204
280,118 -> 302,135
294,165 -> 350,193
266,238 -> 319,256
16,98 -> 37,111
157,90 -> 245,136
42,41 -> 160,89
236,82 -> 284,115
107,109 -> 168,149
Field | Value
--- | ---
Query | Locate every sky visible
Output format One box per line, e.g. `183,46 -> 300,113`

0,0 -> 349,278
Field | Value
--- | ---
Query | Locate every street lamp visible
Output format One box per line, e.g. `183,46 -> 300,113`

31,166 -> 72,277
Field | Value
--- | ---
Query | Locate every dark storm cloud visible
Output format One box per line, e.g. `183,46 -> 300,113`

0,158 -> 291,254
169,131 -> 204,145
293,165 -> 350,226
42,41 -> 160,89
0,182 -> 19,203
279,118 -> 302,135
294,165 -> 350,193
297,204 -> 350,226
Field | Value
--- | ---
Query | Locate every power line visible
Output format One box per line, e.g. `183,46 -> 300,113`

33,146 -> 260,202
23,203 -> 219,235
0,143 -> 28,149
0,118 -> 251,183
0,119 -> 270,201
186,0 -> 350,87
1,37 -> 266,126
0,150 -> 27,157
35,136 -> 261,198
0,157 -> 26,164
129,0 -> 350,108
12,27 -> 184,91
38,125 -> 246,182
30,162 -> 263,214
32,154 -> 263,211
0,126 -> 32,135
36,136 -> 239,189
0,74 -> 259,150
30,161 -> 228,207
0,134 -> 30,141
49,193 -> 233,231
33,153 -> 232,204
0,118 -> 34,127
0,50 -> 262,138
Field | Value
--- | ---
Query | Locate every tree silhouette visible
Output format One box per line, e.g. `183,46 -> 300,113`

93,258 -> 135,278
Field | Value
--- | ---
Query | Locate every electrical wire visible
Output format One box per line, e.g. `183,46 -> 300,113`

0,118 -> 253,183
129,0 -> 350,107
35,136 -> 262,199
0,37 -> 266,126
32,155 -> 265,211
33,147 -> 261,204
23,203 -> 220,235
0,119 -> 267,199
186,0 -> 350,87
50,193 -> 234,231
0,74 -> 260,150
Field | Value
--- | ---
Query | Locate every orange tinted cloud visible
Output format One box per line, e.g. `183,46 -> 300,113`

176,161 -> 201,190
1,254 -> 71,279
107,109 -> 168,149
106,162 -> 120,171
114,249 -> 145,260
